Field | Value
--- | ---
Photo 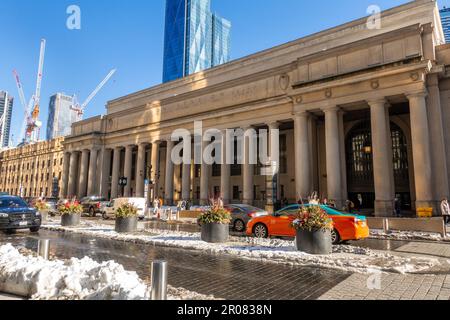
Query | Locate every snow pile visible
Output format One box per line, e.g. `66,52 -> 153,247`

0,244 -> 219,300
41,221 -> 439,275
370,229 -> 448,242
0,244 -> 149,300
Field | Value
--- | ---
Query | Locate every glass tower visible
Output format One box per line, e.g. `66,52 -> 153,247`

0,91 -> 13,148
163,0 -> 231,83
440,7 -> 450,43
46,93 -> 78,140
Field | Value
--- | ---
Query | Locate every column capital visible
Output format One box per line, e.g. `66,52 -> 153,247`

293,111 -> 311,119
367,98 -> 387,107
322,106 -> 341,114
406,90 -> 428,100
267,121 -> 280,130
138,142 -> 149,148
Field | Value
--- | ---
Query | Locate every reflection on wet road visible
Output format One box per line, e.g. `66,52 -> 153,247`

0,229 -> 351,300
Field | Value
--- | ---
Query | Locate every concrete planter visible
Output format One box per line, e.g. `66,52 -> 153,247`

61,213 -> 81,227
295,229 -> 332,255
201,223 -> 229,243
115,216 -> 138,233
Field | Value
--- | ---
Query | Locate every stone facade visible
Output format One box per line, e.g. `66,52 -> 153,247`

0,138 -> 65,198
61,0 -> 450,216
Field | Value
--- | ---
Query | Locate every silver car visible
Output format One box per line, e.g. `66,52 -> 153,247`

224,204 -> 268,232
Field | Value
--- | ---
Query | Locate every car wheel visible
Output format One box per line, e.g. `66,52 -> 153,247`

4,229 -> 16,235
331,229 -> 341,245
253,223 -> 269,238
102,212 -> 109,220
233,219 -> 246,232
89,207 -> 96,217
30,227 -> 40,233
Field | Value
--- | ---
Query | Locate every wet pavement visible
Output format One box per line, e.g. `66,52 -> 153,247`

0,229 -> 351,300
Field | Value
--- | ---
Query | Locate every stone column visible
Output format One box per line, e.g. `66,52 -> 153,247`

242,126 -> 255,205
60,152 -> 71,198
200,140 -> 210,205
324,107 -> 344,209
294,112 -> 312,201
407,92 -> 435,211
427,74 -> 449,206
100,149 -> 112,199
67,152 -> 79,198
87,148 -> 98,196
135,143 -> 147,198
111,147 -> 122,200
264,122 -> 280,209
151,142 -> 161,200
164,140 -> 175,205
182,159 -> 191,201
123,145 -> 133,197
369,99 -> 395,216
221,130 -> 231,205
78,149 -> 90,199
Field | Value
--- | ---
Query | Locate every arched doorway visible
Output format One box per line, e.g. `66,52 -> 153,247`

346,121 -> 411,210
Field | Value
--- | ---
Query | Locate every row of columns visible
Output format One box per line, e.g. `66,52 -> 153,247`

61,90 -> 435,215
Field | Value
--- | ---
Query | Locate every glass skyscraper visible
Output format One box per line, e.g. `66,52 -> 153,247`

440,7 -> 450,43
0,91 -> 13,148
163,0 -> 231,83
46,93 -> 78,140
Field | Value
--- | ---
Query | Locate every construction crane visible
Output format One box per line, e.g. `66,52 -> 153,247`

12,69 -> 31,144
28,39 -> 46,142
13,39 -> 46,145
71,69 -> 116,121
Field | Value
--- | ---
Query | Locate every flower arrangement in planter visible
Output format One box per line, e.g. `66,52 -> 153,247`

198,199 -> 231,243
292,205 -> 334,255
59,201 -> 83,227
34,199 -> 49,223
115,202 -> 139,233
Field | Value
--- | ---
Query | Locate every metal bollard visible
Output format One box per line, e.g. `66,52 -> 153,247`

383,218 -> 391,234
37,239 -> 50,260
150,260 -> 168,300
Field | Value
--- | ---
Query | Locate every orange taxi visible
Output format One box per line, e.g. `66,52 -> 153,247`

246,204 -> 370,244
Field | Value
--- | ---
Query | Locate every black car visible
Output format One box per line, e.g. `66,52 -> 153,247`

80,196 -> 110,217
0,196 -> 41,233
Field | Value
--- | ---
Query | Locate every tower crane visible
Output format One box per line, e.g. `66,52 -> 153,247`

28,39 -> 46,142
71,69 -> 116,121
12,39 -> 46,145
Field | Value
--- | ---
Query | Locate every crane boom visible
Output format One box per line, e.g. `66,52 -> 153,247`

12,70 -> 31,144
33,39 -> 46,113
12,70 -> 28,111
80,69 -> 116,110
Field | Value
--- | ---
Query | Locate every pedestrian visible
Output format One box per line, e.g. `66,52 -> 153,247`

441,198 -> 450,225
394,196 -> 402,217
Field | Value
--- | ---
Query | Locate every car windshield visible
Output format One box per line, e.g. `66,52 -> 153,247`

0,198 -> 28,208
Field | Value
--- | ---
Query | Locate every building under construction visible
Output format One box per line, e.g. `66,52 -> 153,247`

0,91 -> 14,149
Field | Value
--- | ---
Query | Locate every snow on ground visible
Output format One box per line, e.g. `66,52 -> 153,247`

370,229 -> 449,242
41,220 -> 439,275
0,244 -> 217,300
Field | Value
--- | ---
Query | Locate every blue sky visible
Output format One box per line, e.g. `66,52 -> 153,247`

1,0 -> 449,144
